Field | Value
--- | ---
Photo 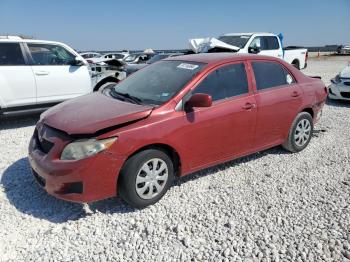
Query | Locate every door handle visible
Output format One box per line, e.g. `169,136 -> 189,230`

242,102 -> 256,110
291,91 -> 300,97
35,71 -> 49,76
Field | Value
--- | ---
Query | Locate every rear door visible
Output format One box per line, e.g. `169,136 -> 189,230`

26,43 -> 91,104
0,42 -> 36,107
250,60 -> 303,148
175,62 -> 257,169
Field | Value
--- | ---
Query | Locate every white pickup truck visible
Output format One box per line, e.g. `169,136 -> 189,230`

0,36 -> 124,116
189,32 -> 308,70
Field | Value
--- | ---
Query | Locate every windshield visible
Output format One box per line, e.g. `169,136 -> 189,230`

217,35 -> 252,48
112,60 -> 205,105
124,54 -> 138,62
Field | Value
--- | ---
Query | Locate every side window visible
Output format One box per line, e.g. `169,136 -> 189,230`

28,44 -> 76,65
250,37 -> 263,49
194,63 -> 249,101
264,36 -> 279,50
114,54 -> 123,59
0,43 -> 25,65
252,61 -> 295,90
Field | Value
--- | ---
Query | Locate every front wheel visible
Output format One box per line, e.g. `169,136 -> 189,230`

118,149 -> 174,208
282,112 -> 313,153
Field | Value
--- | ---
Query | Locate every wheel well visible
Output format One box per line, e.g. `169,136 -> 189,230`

93,76 -> 119,92
125,144 -> 181,176
292,59 -> 300,65
301,108 -> 314,118
291,59 -> 300,69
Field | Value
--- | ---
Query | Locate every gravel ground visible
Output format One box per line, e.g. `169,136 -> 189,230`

0,56 -> 350,262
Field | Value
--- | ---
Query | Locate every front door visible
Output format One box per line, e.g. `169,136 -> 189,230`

249,36 -> 283,58
26,43 -> 91,104
174,62 -> 257,170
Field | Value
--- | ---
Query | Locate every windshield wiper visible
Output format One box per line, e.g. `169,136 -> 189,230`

110,89 -> 143,105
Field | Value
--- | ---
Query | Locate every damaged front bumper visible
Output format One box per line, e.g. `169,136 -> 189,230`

28,125 -> 125,203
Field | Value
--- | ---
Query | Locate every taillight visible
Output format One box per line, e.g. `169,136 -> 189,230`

305,51 -> 308,62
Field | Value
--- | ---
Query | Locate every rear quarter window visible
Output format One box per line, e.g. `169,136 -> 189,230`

252,61 -> 294,90
0,43 -> 25,65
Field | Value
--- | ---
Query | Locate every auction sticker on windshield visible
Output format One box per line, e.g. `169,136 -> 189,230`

177,63 -> 199,70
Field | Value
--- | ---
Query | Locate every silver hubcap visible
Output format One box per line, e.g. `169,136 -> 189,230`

135,158 -> 168,200
294,119 -> 311,147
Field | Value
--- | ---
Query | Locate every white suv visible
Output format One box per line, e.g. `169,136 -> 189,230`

0,37 -> 92,116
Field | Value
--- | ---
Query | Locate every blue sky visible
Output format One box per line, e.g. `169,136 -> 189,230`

1,0 -> 349,51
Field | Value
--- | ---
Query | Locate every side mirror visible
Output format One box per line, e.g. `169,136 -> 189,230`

185,93 -> 212,110
71,57 -> 85,66
248,46 -> 261,54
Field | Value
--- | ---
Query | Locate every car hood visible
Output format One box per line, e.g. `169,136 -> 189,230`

41,93 -> 153,135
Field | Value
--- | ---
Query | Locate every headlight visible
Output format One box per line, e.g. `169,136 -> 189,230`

61,137 -> 117,160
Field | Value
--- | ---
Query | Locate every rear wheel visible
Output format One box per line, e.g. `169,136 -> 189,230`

282,112 -> 313,153
118,149 -> 174,208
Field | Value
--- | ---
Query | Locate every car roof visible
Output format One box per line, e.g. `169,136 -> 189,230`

222,32 -> 276,36
0,38 -> 67,45
165,53 -> 277,65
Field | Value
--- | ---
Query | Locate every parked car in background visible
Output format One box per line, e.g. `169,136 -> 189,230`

79,52 -> 101,59
123,52 -> 155,64
123,53 -> 184,75
337,45 -> 350,55
29,53 -> 327,208
0,36 -> 122,116
0,36 -> 91,116
328,64 -> 350,100
87,52 -> 129,64
189,32 -> 308,69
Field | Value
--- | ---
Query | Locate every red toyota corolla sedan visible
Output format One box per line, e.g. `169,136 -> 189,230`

28,53 -> 327,208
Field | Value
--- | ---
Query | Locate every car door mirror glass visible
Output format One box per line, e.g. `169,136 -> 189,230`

248,46 -> 260,54
185,93 -> 212,111
71,57 -> 85,66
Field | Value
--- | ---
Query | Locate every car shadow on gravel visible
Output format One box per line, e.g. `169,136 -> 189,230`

1,157 -> 136,223
1,131 -> 326,223
0,114 -> 40,131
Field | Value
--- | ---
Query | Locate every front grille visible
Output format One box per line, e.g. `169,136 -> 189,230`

340,92 -> 350,98
32,169 -> 46,187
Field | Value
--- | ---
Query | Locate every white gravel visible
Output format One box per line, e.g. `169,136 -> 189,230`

1,56 -> 350,262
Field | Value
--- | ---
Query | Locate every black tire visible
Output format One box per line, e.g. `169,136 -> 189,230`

282,112 -> 313,153
118,149 -> 174,208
